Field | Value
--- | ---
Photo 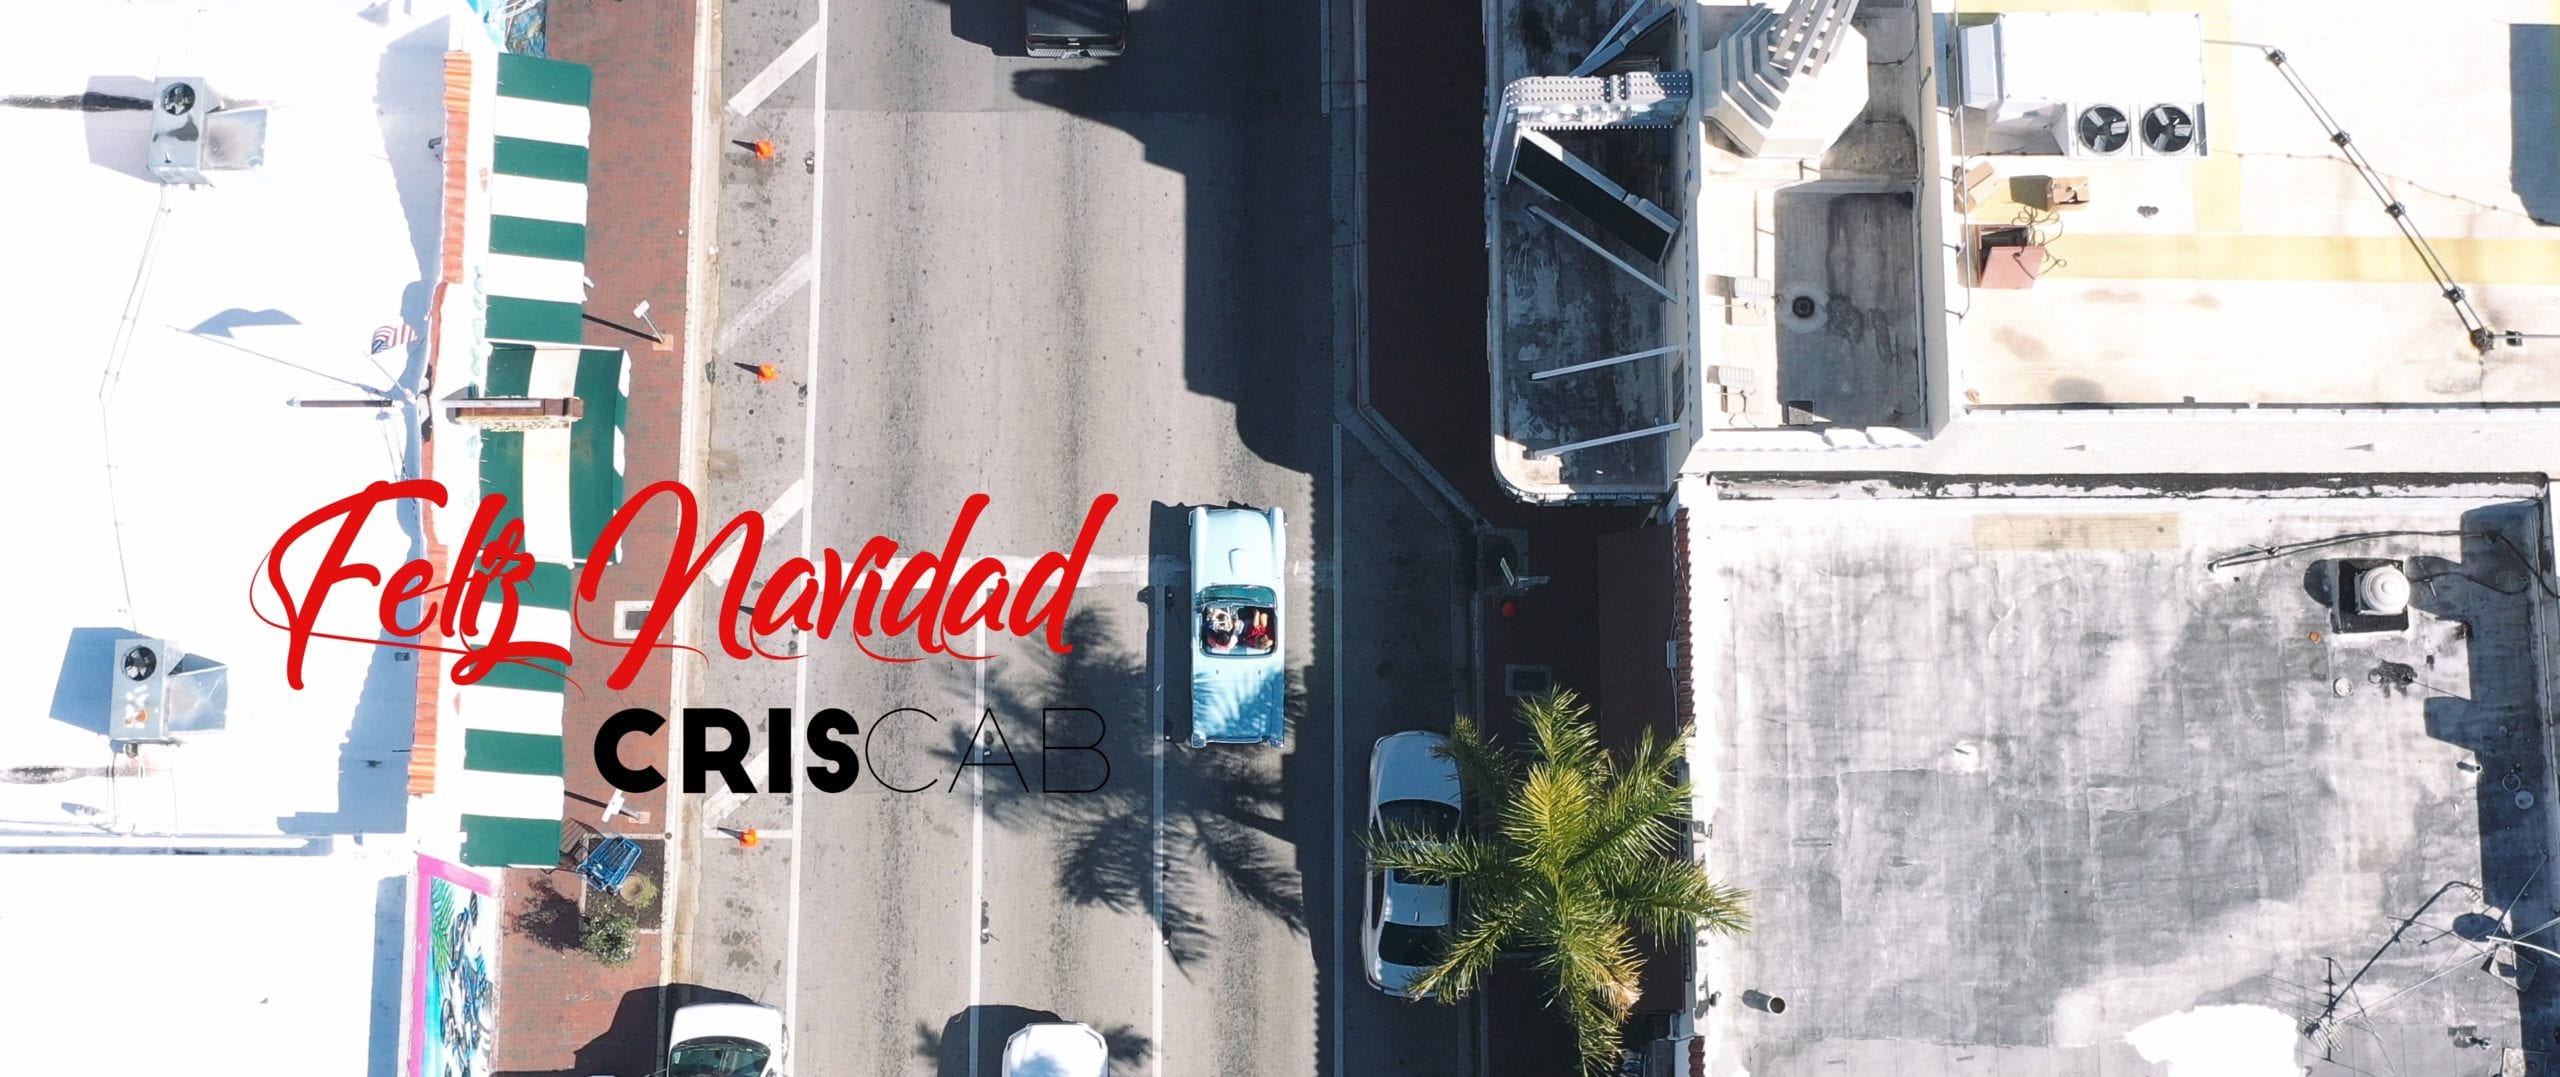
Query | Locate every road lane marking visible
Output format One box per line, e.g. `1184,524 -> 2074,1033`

970,618 -> 988,1075
715,248 -> 814,355
701,747 -> 770,824
724,22 -> 822,119
784,0 -> 827,1060
1150,581 -> 1168,1077
704,477 -> 811,583
1330,422 -> 1347,1077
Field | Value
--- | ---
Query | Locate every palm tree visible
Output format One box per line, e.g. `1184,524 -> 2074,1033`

1365,688 -> 1750,1074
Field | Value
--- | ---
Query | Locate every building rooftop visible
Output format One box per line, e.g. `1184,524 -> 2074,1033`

0,0 -> 442,837
1684,488 -> 2560,1075
1946,0 -> 2560,409
1486,0 -> 2560,499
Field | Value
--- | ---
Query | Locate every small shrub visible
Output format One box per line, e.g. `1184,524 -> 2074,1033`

581,905 -> 638,967
620,872 -> 660,911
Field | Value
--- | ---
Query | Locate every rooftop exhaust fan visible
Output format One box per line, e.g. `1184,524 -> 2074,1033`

2073,104 -> 2130,155
2332,559 -> 2411,635
2137,103 -> 2204,157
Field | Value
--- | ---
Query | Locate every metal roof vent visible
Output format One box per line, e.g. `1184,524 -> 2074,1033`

2354,564 -> 2411,617
2332,559 -> 2412,635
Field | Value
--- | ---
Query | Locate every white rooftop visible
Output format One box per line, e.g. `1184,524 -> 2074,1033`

0,0 -> 456,837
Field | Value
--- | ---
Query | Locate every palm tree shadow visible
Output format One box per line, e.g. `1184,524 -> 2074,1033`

961,604 -> 1307,969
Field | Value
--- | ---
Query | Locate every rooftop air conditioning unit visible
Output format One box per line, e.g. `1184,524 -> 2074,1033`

2134,102 -> 2206,158
110,638 -> 175,742
2064,102 -> 2134,159
146,77 -> 217,185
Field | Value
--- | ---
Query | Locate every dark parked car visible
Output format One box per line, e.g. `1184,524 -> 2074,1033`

1025,0 -> 1126,58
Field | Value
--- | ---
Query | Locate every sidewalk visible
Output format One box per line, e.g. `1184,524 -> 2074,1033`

491,0 -> 704,1074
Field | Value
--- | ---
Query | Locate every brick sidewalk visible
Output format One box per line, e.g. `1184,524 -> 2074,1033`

492,1 -> 703,1074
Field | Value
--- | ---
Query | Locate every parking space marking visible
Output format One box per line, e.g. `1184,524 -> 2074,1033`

715,248 -> 814,355
703,477 -> 810,583
725,22 -> 823,119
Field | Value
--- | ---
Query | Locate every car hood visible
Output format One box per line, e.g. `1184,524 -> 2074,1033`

669,1003 -> 784,1050
1190,507 -> 1279,588
1004,1022 -> 1109,1076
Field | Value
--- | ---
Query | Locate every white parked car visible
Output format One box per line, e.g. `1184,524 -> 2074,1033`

667,1001 -> 786,1077
1363,730 -> 1462,998
1002,1021 -> 1110,1076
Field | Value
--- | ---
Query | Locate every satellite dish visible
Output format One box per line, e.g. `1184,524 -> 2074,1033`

2142,104 -> 2196,154
2075,105 -> 2130,155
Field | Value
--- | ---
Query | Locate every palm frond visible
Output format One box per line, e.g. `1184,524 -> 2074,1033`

1362,829 -> 1494,884
1441,715 -> 1516,823
1506,763 -> 1595,880
1596,856 -> 1753,942
1518,688 -> 1603,779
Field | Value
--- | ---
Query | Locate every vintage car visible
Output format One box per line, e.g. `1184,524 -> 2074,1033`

1187,505 -> 1287,748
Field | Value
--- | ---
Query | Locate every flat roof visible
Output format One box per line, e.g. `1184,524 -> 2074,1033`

1946,0 -> 2560,407
1689,492 -> 2560,1075
0,0 -> 447,835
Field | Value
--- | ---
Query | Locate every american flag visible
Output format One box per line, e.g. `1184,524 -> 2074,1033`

371,324 -> 416,354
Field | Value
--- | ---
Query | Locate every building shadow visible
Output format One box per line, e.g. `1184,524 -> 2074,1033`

278,642 -> 415,835
2413,503 -> 2560,1054
495,984 -> 665,1077
918,1004 -> 1155,1076
2513,25 -> 2560,226
946,0 -> 1028,56
366,873 -> 407,1077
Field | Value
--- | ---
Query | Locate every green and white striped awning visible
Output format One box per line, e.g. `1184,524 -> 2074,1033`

451,562 -> 576,867
484,53 -> 591,347
479,345 -> 628,565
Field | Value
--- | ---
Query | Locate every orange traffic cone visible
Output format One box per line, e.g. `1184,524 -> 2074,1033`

738,828 -> 761,848
756,363 -> 779,382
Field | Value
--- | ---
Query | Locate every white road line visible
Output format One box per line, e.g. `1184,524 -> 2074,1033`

701,747 -> 770,824
1330,423 -> 1347,1077
970,619 -> 988,1075
704,477 -> 811,583
724,22 -> 822,118
784,0 -> 828,1062
715,248 -> 814,355
1150,581 -> 1168,1077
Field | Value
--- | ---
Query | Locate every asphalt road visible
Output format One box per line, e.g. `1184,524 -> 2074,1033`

675,0 -> 1484,1072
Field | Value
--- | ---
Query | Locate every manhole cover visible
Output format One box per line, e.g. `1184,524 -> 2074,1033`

1790,296 -> 1818,319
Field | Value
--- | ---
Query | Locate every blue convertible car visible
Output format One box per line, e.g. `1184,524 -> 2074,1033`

1188,505 -> 1287,748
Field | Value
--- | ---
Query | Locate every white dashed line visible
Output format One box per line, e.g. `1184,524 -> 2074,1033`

714,248 -> 814,355
725,22 -> 823,119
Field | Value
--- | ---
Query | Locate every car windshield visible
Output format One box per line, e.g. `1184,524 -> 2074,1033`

1376,799 -> 1457,838
669,1038 -> 772,1077
1376,921 -> 1448,968
1199,595 -> 1277,656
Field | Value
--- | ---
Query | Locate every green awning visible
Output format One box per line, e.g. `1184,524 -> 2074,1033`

478,346 -> 627,566
483,53 -> 590,347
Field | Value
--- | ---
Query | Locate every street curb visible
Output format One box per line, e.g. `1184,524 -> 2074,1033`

662,0 -> 725,1008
